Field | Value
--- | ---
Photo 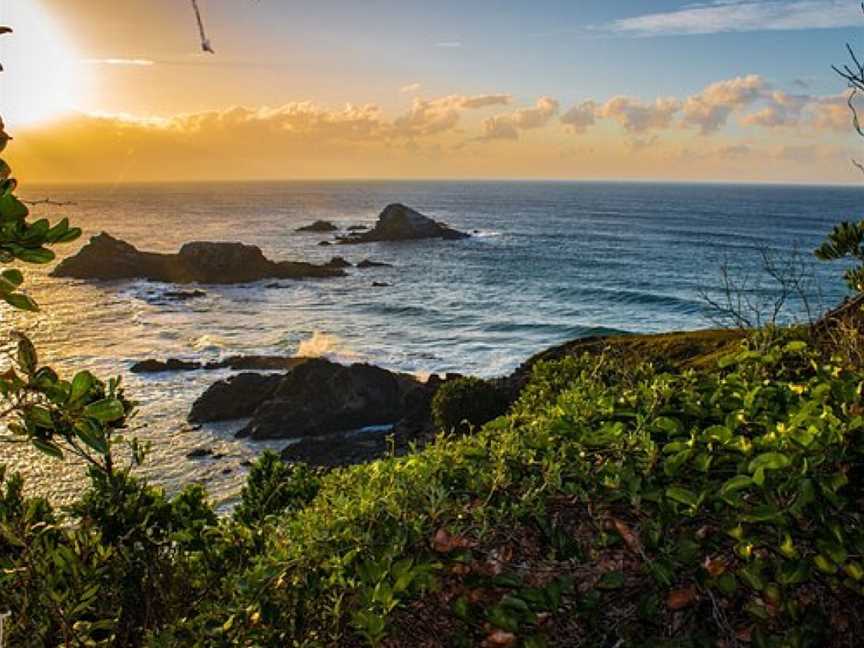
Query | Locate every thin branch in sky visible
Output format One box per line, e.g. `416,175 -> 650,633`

190,0 -> 215,53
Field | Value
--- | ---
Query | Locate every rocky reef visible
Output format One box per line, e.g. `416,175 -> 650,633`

51,233 -> 346,284
337,204 -> 469,244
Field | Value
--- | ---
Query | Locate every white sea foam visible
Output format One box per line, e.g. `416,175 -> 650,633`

296,330 -> 360,363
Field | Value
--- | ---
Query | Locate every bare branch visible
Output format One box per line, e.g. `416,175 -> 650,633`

21,198 -> 76,207
191,0 -> 215,53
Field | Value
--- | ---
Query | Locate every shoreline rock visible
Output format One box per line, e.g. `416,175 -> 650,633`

337,204 -> 469,244
357,259 -> 393,268
297,220 -> 338,232
131,355 -> 307,374
51,233 -> 346,284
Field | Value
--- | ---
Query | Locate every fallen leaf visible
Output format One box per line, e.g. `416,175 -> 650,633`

483,630 -> 517,647
611,518 -> 642,554
735,626 -> 753,643
432,528 -> 476,553
667,585 -> 699,610
703,556 -> 727,577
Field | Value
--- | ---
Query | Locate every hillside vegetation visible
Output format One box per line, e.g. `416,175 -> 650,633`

2,321 -> 863,647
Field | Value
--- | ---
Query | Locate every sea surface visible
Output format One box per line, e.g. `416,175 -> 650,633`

2,180 -> 859,509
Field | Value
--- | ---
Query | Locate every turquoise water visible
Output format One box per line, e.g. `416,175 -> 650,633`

4,180 -> 859,506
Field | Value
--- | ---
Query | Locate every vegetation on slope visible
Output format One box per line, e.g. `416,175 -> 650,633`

2,321 -> 863,647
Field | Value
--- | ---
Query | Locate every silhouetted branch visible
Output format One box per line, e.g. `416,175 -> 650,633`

21,198 -> 77,207
191,0 -> 215,53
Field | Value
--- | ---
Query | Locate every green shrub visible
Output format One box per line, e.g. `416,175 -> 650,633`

233,451 -> 321,525
431,376 -> 509,433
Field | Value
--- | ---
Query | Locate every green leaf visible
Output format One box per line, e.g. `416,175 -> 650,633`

748,452 -> 791,473
666,486 -> 702,509
13,247 -> 55,264
16,334 -> 37,374
83,398 -> 125,423
3,292 -> 38,312
784,340 -> 808,353
74,420 -> 108,455
720,475 -> 753,497
1,268 -> 23,286
69,371 -> 94,404
596,571 -> 626,590
32,438 -> 63,459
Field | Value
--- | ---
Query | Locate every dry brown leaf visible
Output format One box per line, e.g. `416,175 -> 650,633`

667,585 -> 699,610
611,518 -> 642,554
483,630 -> 517,647
703,556 -> 727,577
432,528 -> 476,553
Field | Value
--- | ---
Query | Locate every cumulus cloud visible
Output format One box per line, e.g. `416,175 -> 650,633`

476,96 -> 560,142
400,83 -> 422,94
681,75 -> 767,134
739,91 -> 810,127
597,96 -> 681,133
392,94 -> 511,137
560,101 -> 597,133
607,1 -> 862,36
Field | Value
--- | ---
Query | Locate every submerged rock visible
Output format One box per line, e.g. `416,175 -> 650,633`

372,282 -> 391,288
325,256 -> 353,269
357,259 -> 393,268
338,204 -> 469,244
162,289 -> 207,301
297,220 -> 339,232
317,240 -> 333,247
347,225 -> 369,231
51,233 -> 346,284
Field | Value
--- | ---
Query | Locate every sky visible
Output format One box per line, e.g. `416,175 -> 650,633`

1,0 -> 864,183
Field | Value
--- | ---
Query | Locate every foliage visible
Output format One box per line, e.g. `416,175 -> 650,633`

431,376 -> 509,434
233,451 -> 321,525
815,219 -> 864,292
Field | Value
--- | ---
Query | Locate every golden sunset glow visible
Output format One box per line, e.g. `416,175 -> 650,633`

0,0 -> 85,127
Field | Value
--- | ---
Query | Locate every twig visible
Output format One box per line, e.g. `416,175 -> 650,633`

21,198 -> 76,207
190,0 -> 215,53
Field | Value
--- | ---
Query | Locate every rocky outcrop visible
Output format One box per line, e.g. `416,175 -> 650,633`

51,233 -> 346,284
188,358 -> 442,444
188,373 -> 283,423
357,259 -> 393,268
297,220 -> 338,232
131,355 -> 306,374
337,204 -> 469,244
325,256 -> 353,269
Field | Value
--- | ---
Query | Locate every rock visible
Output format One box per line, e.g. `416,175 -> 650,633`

131,355 -> 306,374
357,259 -> 393,268
51,233 -> 346,284
162,289 -> 207,301
188,373 -> 282,423
131,358 -> 202,373
237,358 -> 421,440
186,447 -> 214,459
372,282 -> 391,288
317,240 -> 332,247
297,220 -> 338,232
337,204 -> 469,244
347,225 -> 369,231
281,425 -> 398,468
325,256 -> 353,269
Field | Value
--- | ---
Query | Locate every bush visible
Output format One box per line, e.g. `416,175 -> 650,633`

431,376 -> 509,433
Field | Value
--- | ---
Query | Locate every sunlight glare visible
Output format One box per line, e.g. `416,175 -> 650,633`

0,0 -> 86,127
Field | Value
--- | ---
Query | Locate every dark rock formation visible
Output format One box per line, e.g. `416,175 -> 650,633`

337,204 -> 469,244
318,241 -> 332,247
51,233 -> 346,284
347,225 -> 369,231
297,220 -> 338,232
131,355 -> 306,374
372,282 -> 391,288
188,373 -> 282,424
357,259 -> 393,268
187,358 -> 443,445
162,289 -> 207,301
325,256 -> 352,269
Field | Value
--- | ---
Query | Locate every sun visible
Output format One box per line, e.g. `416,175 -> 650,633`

0,0 -> 86,127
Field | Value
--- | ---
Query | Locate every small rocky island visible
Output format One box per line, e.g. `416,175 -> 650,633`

337,204 -> 469,244
51,233 -> 346,284
296,220 -> 338,232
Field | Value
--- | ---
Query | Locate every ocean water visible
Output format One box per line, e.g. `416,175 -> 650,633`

3,180 -> 859,509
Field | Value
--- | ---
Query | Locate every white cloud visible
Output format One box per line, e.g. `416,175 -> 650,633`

608,1 -> 863,36
560,101 -> 598,133
681,75 -> 767,133
400,83 -> 422,94
598,96 -> 681,133
434,41 -> 462,48
393,94 -> 511,138
476,96 -> 560,141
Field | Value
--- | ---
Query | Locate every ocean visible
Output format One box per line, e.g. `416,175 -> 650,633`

3,180 -> 859,509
